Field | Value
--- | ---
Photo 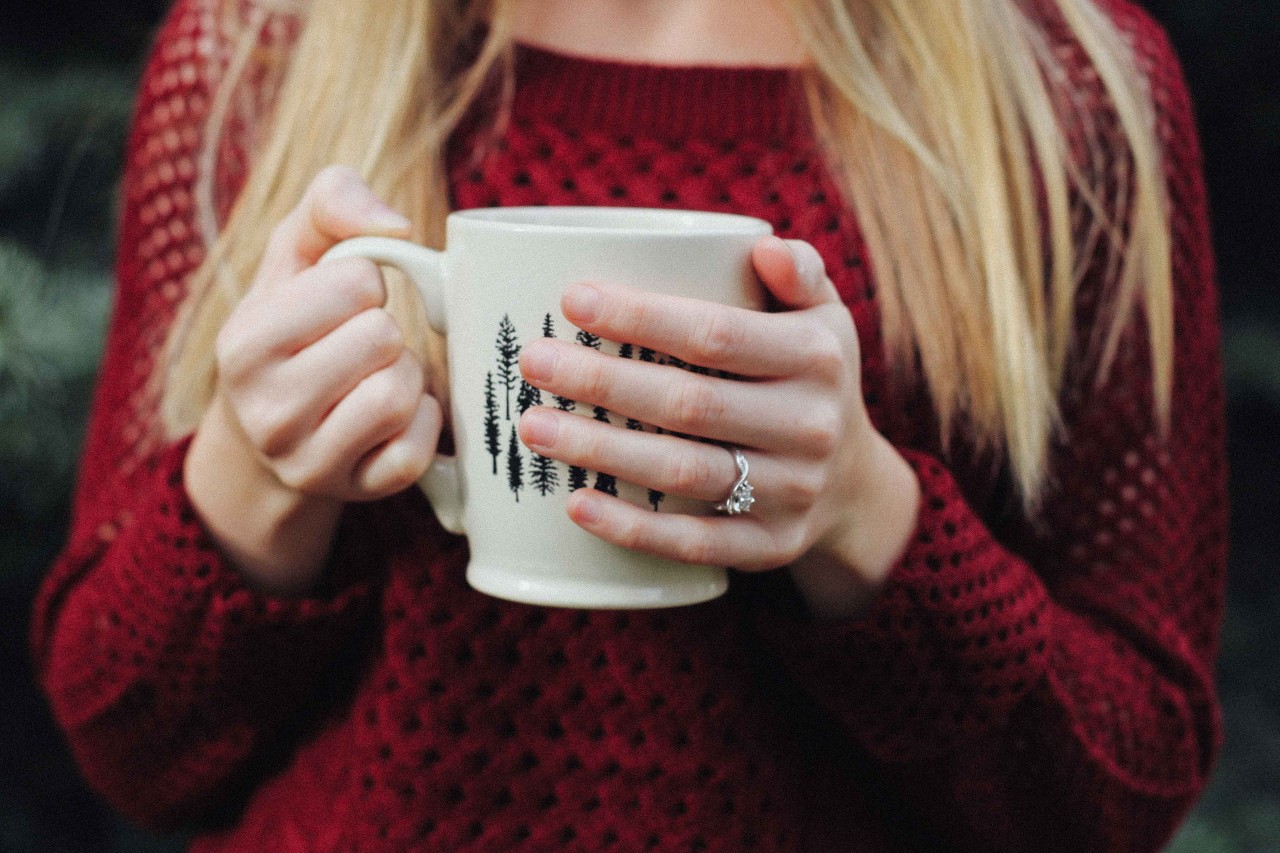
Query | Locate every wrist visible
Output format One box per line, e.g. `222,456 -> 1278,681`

822,433 -> 920,584
788,434 -> 920,622
185,393 -> 345,597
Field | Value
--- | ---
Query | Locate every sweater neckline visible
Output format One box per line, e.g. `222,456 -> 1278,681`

510,39 -> 807,140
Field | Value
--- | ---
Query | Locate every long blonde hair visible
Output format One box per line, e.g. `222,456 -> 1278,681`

159,0 -> 1172,511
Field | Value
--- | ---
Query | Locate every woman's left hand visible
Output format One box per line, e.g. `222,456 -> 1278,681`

517,236 -> 918,590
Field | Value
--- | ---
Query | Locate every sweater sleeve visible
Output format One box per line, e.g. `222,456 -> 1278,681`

751,9 -> 1226,852
30,0 -> 381,832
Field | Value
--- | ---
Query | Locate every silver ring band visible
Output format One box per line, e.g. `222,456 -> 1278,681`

715,447 -> 755,515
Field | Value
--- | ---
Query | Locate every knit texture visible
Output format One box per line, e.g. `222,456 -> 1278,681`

33,1 -> 1226,850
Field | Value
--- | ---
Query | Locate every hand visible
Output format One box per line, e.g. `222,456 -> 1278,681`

516,236 -> 919,591
212,165 -> 443,503
187,165 -> 444,594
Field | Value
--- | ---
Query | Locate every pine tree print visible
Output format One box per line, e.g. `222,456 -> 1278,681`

543,314 -> 575,411
531,452 -> 558,496
625,414 -> 644,432
496,315 -> 520,420
594,470 -> 618,496
568,465 -> 589,492
484,371 -> 501,474
517,379 -> 542,415
507,425 -> 524,501
575,329 -> 601,349
648,488 -> 665,512
618,343 -> 634,359
638,347 -> 657,363
593,405 -> 610,425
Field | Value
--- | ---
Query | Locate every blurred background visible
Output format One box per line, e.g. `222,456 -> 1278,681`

0,1 -> 1276,850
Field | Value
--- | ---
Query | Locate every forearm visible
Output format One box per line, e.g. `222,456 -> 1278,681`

185,392 -> 345,597
788,433 -> 920,622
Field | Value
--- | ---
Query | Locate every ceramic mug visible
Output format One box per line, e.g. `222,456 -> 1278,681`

322,206 -> 772,609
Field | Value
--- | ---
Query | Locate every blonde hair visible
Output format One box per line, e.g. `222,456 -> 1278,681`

159,0 -> 1172,512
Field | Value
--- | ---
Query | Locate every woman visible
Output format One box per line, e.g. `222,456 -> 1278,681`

33,0 -> 1226,849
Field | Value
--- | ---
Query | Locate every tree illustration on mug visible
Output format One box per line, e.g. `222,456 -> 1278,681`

496,315 -> 520,420
484,371 -> 501,474
593,470 -> 618,497
543,313 -> 575,411
530,451 -> 558,496
517,379 -> 542,415
507,425 -> 524,501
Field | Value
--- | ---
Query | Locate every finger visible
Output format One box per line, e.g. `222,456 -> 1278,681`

518,406 -> 816,509
296,350 -> 425,483
269,307 -> 407,435
520,339 -> 840,455
750,236 -> 840,309
256,165 -> 411,286
253,257 -> 388,354
560,279 -> 820,378
351,392 -> 442,496
566,489 -> 794,572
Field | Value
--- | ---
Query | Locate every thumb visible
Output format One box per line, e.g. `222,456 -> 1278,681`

256,165 -> 411,286
751,236 -> 839,310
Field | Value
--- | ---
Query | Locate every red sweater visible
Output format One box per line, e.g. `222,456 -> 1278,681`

33,1 -> 1226,850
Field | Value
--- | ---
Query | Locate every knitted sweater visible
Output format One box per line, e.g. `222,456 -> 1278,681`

32,0 -> 1227,850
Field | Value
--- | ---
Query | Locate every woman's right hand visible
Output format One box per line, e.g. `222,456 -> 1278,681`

185,166 -> 442,595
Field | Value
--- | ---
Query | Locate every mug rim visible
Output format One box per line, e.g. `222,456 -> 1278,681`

449,205 -> 773,236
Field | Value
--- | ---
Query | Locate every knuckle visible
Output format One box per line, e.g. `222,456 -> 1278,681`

332,257 -> 385,307
354,307 -> 404,358
275,457 -> 326,494
371,442 -> 426,494
669,451 -> 715,494
782,469 -> 824,508
691,311 -> 743,364
614,514 -> 647,552
797,406 -> 842,457
241,401 -> 294,457
669,379 -> 721,432
362,370 -> 416,428
806,327 -> 848,378
579,355 -> 613,404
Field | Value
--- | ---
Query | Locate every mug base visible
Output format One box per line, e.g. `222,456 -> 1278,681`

466,562 -> 728,609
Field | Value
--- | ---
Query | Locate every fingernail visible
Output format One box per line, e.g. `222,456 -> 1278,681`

520,408 -> 558,449
574,493 -> 603,524
520,340 -> 558,381
785,239 -> 820,285
563,283 -> 601,323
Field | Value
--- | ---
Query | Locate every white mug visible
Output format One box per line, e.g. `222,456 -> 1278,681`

322,207 -> 772,609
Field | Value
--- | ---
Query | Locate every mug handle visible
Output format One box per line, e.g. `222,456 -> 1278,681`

319,237 -> 466,535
